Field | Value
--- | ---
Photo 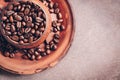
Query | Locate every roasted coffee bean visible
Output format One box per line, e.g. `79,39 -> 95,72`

17,5 -> 21,10
53,38 -> 59,44
7,4 -> 13,10
57,13 -> 62,19
52,21 -> 57,27
41,52 -> 47,56
14,15 -> 22,21
22,54 -> 28,59
21,21 -> 26,26
53,3 -> 58,9
31,55 -> 35,60
53,27 -> 58,32
48,2 -> 53,9
54,34 -> 60,39
36,17 -> 43,22
46,50 -> 51,54
34,51 -> 39,56
50,44 -> 57,50
6,11 -> 14,16
60,25 -> 65,31
19,40 -> 24,45
23,16 -> 29,21
23,39 -> 28,43
4,52 -> 10,57
5,31 -> 11,36
20,6 -> 25,11
31,29 -> 35,34
9,53 -> 15,58
18,12 -> 24,17
27,53 -> 31,58
19,36 -> 24,40
54,8 -> 60,14
36,55 -> 42,60
5,25 -> 11,31
11,35 -> 19,42
9,16 -> 14,23
28,49 -> 34,55
2,16 -> 7,21
26,21 -> 33,27
37,47 -> 42,52
49,9 -> 54,13
11,25 -> 16,32
29,36 -> 33,43
25,28 -> 31,33
35,30 -> 40,36
58,19 -> 63,23
17,22 -> 21,28
24,8 -> 30,15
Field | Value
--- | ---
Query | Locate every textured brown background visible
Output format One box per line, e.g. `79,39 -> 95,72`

1,0 -> 120,80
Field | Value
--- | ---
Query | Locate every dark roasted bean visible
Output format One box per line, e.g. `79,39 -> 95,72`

9,16 -> 14,23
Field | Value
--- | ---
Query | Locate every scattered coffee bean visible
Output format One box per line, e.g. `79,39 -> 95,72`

9,16 -> 14,23
4,52 -> 10,57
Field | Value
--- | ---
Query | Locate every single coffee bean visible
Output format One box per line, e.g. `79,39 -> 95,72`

24,8 -> 30,15
4,52 -> 10,57
50,44 -> 57,50
6,11 -> 14,16
7,4 -> 13,10
38,11 -> 42,17
25,28 -> 31,33
36,17 -> 43,23
29,36 -> 33,43
22,54 -> 28,59
57,13 -> 62,19
17,22 -> 21,28
54,34 -> 60,39
1,16 -> 7,21
18,12 -> 24,17
53,38 -> 59,44
49,9 -> 54,13
22,21 -> 26,26
31,55 -> 35,60
17,5 -> 21,10
20,6 -> 25,11
5,25 -> 11,31
52,21 -> 57,27
31,29 -> 35,34
34,51 -> 39,56
53,3 -> 58,9
28,50 -> 34,55
34,25 -> 39,30
57,19 -> 63,23
60,25 -> 65,31
19,35 -> 24,40
19,40 -> 24,45
48,2 -> 53,9
11,35 -> 19,42
35,30 -> 40,36
53,27 -> 58,32
5,31 -> 11,36
23,39 -> 28,43
54,8 -> 60,14
9,53 -> 15,58
14,15 -> 22,21
9,16 -> 14,23
27,53 -> 31,58
46,50 -> 51,54
36,55 -> 42,60
26,21 -> 33,27
37,48 -> 42,53
41,52 -> 47,56
11,25 -> 16,32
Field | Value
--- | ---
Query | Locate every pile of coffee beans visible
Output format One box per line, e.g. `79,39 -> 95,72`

0,0 -> 65,60
1,1 -> 46,45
